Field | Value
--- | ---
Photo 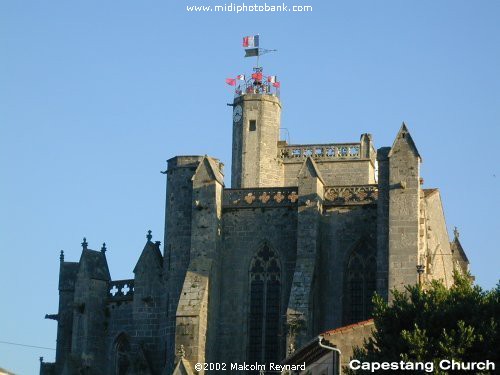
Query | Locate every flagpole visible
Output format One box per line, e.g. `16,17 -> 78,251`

256,34 -> 260,69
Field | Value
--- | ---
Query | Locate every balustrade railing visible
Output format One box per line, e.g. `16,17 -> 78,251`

223,185 -> 378,208
278,143 -> 361,160
323,185 -> 378,205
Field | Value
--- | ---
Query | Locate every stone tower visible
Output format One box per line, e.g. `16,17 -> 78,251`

231,93 -> 281,188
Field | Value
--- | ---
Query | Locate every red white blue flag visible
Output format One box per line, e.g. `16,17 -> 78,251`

243,35 -> 259,48
251,72 -> 263,81
237,74 -> 246,81
267,75 -> 277,83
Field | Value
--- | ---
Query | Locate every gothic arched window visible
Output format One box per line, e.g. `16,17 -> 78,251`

365,255 -> 377,316
114,333 -> 131,375
248,244 -> 281,366
344,247 -> 376,325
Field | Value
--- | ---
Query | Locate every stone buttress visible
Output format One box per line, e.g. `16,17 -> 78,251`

286,157 -> 324,350
162,156 -> 204,373
387,124 -> 421,296
132,235 -> 164,372
69,241 -> 111,374
54,252 -> 78,375
174,157 -> 223,374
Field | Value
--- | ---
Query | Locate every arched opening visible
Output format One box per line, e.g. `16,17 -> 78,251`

248,243 -> 281,366
114,333 -> 131,375
343,243 -> 377,325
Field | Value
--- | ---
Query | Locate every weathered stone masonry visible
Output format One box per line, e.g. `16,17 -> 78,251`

41,90 -> 469,375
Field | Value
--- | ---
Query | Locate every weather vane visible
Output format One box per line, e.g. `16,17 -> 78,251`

225,35 -> 280,97
242,34 -> 277,69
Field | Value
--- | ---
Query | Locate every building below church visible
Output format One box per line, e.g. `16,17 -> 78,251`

282,319 -> 375,375
40,68 -> 469,375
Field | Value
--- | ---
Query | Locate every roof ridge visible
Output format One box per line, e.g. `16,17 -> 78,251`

322,318 -> 374,335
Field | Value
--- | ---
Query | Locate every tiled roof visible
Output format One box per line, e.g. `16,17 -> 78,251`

283,319 -> 375,366
322,319 -> 374,336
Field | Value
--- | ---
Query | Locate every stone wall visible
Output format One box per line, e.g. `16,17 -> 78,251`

280,134 -> 377,187
217,205 -> 298,365
106,300 -> 134,373
422,190 -> 454,287
283,159 -> 375,187
323,319 -> 375,370
320,205 -> 378,329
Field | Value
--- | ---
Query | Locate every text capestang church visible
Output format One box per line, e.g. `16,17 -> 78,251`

40,46 -> 469,375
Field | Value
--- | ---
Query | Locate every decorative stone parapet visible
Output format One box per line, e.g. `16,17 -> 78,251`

324,185 -> 378,205
278,143 -> 361,161
108,279 -> 135,301
223,187 -> 299,209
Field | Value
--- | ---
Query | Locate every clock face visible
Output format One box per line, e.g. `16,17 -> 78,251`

233,105 -> 242,123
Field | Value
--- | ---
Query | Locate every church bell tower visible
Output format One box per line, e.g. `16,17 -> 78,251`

230,69 -> 282,188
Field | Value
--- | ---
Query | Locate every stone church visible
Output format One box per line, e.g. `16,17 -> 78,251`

40,70 -> 469,375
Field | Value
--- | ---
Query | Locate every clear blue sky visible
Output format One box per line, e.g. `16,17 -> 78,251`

1,1 -> 499,373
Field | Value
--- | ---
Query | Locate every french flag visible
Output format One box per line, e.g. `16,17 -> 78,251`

243,35 -> 259,48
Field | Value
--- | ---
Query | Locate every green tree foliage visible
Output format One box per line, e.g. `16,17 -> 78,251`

349,272 -> 499,374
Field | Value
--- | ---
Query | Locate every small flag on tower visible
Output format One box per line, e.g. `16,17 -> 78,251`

237,74 -> 246,81
267,75 -> 277,83
225,78 -> 236,86
243,35 -> 259,48
251,72 -> 263,81
272,81 -> 281,88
